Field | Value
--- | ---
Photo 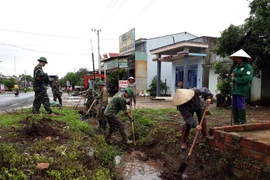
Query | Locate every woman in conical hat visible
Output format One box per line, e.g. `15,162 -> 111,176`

172,88 -> 213,150
128,76 -> 136,109
230,49 -> 253,125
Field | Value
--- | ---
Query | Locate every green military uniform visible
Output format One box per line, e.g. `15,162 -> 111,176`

85,87 -> 98,117
32,57 -> 53,114
104,92 -> 130,143
96,81 -> 109,129
52,78 -> 62,106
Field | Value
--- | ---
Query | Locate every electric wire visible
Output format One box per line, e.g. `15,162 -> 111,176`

123,0 -> 155,29
0,28 -> 118,41
0,43 -> 91,56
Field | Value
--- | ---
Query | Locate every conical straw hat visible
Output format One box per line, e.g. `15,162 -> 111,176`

230,49 -> 251,60
171,89 -> 195,106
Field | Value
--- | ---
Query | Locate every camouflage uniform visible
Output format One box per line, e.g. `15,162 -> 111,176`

85,88 -> 98,117
32,63 -> 52,114
104,92 -> 128,143
96,87 -> 109,129
52,80 -> 62,106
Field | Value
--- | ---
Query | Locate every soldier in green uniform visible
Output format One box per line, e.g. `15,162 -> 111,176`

51,76 -> 62,106
104,88 -> 134,144
96,81 -> 109,130
230,49 -> 253,124
32,57 -> 55,115
85,86 -> 98,117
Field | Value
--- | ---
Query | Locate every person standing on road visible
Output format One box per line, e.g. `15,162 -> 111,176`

171,87 -> 213,150
230,49 -> 253,125
104,88 -> 134,144
32,57 -> 55,115
128,76 -> 136,109
96,81 -> 109,130
51,76 -> 62,106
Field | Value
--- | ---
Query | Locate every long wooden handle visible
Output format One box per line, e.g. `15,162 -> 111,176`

74,96 -> 83,110
188,105 -> 208,156
85,99 -> 97,115
130,105 -> 136,146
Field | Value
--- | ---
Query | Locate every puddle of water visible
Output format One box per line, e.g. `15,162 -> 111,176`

115,151 -> 162,180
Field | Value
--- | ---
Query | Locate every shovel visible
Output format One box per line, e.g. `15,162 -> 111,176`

130,105 -> 136,146
74,95 -> 83,110
82,99 -> 97,120
178,105 -> 208,175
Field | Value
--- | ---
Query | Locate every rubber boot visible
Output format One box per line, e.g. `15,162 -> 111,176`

233,108 -> 240,125
119,125 -> 131,144
181,125 -> 190,150
239,109 -> 246,124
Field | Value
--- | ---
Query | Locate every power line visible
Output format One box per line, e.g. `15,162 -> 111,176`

102,0 -> 127,27
0,28 -> 118,41
123,0 -> 155,29
99,0 -> 120,25
99,0 -> 116,21
0,43 -> 91,56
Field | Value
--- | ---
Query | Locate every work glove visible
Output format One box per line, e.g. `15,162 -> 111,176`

101,106 -> 106,110
129,117 -> 134,123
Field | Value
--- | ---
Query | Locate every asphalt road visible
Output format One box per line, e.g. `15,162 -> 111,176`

0,91 -> 35,113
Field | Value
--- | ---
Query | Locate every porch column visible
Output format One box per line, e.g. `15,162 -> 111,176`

183,55 -> 189,88
156,54 -> 161,96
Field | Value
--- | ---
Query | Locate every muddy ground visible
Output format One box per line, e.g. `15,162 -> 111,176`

1,94 -> 270,179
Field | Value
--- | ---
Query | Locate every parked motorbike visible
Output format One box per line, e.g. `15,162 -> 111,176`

14,88 -> 19,97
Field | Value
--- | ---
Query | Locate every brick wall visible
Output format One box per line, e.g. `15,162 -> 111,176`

208,123 -> 270,164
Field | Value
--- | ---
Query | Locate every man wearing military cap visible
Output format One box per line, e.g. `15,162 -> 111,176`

104,87 -> 134,144
51,76 -> 62,106
32,57 -> 55,115
96,80 -> 109,130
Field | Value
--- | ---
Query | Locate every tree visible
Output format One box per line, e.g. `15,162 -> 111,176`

63,72 -> 80,89
147,76 -> 168,96
2,78 -> 17,90
76,68 -> 88,86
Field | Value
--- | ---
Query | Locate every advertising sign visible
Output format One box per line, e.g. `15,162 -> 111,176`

119,80 -> 128,92
119,28 -> 135,54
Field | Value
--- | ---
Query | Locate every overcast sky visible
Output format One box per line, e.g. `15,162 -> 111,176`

0,0 -> 250,78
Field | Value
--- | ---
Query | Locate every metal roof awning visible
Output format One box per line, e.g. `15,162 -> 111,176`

152,51 -> 207,62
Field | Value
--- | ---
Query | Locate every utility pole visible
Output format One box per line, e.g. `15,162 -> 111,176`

90,40 -> 95,81
24,70 -> 27,91
91,29 -> 101,74
14,56 -> 16,76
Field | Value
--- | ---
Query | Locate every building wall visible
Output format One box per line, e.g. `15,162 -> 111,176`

135,52 -> 147,94
208,67 -> 219,97
146,32 -> 197,92
250,75 -> 261,103
171,57 -> 203,96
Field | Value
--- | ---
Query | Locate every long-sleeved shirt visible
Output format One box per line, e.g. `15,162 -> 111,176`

179,87 -> 213,126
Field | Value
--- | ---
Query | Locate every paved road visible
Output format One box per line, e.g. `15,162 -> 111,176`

0,91 -> 34,113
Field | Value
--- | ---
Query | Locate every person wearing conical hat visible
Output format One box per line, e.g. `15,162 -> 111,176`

104,88 -> 134,145
96,81 -> 109,130
172,87 -> 213,150
128,76 -> 136,109
230,49 -> 253,125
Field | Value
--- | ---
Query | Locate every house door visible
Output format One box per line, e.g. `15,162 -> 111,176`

175,64 -> 198,88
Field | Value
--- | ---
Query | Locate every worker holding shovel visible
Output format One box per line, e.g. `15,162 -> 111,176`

85,86 -> 98,117
171,87 -> 213,150
96,81 -> 109,130
104,88 -> 134,145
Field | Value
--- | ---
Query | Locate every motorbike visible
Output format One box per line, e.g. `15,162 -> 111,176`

14,88 -> 19,97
